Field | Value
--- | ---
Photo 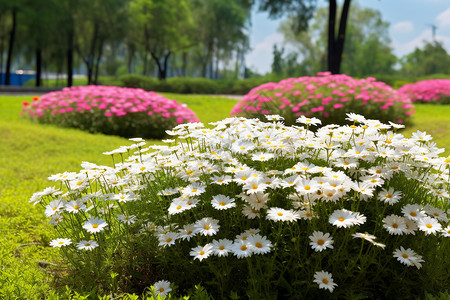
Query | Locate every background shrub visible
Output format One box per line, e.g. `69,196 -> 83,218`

231,73 -> 415,126
21,85 -> 199,139
398,79 -> 450,104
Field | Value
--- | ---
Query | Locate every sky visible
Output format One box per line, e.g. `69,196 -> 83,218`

246,0 -> 450,74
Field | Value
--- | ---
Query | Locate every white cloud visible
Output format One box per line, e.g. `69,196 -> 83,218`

391,21 -> 414,33
246,33 -> 284,74
392,28 -> 450,57
436,7 -> 450,28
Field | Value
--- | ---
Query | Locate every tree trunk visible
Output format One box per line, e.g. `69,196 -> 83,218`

327,0 -> 351,74
327,0 -> 337,74
86,23 -> 99,85
67,25 -> 74,87
93,38 -> 104,84
5,8 -> 17,86
150,51 -> 171,80
35,48 -> 42,87
334,0 -> 351,74
181,51 -> 187,77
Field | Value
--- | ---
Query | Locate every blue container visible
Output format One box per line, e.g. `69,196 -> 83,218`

1,72 -> 36,86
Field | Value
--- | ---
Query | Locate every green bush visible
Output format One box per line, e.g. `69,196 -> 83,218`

32,115 -> 450,298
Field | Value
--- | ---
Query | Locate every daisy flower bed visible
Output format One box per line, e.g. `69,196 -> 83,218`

21,85 -> 199,139
31,113 -> 449,298
231,73 -> 415,126
398,79 -> 450,104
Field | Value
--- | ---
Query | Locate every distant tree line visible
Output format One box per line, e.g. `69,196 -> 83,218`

1,0 -> 449,87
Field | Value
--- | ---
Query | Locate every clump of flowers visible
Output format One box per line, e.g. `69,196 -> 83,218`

398,79 -> 450,104
231,73 -> 415,126
21,85 -> 199,139
32,113 -> 449,298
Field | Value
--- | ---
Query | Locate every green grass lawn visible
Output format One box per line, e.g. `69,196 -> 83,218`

0,94 -> 449,298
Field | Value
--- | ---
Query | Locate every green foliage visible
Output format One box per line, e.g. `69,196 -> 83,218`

31,114 -> 450,298
402,41 -> 450,77
278,3 -> 397,77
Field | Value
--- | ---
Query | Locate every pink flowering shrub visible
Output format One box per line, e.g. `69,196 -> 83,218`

22,85 -> 199,139
398,79 -> 450,104
231,73 -> 415,125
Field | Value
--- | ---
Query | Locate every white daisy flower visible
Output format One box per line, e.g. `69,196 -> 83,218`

190,244 -> 214,261
49,214 -> 64,226
65,200 -> 86,213
266,207 -> 297,222
178,223 -> 197,241
329,209 -> 366,228
417,216 -> 442,235
309,231 -> 334,252
313,270 -> 338,292
158,231 -> 179,248
194,217 -> 220,236
382,214 -> 407,235
154,280 -> 172,297
241,205 -> 261,219
211,239 -> 233,257
401,204 -> 425,221
297,115 -> 322,126
247,234 -> 272,255
231,240 -> 253,258
44,200 -> 65,217
50,238 -> 72,248
393,246 -> 424,269
117,214 -> 136,225
378,187 -> 402,205
82,217 -> 108,233
211,195 -> 236,210
76,240 -> 99,250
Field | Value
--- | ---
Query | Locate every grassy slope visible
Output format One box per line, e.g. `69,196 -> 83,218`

0,95 -> 449,298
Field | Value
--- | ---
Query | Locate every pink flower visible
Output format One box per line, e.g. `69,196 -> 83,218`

333,103 -> 343,109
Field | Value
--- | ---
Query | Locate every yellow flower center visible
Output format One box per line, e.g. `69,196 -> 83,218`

85,243 -> 90,247
53,207 -> 57,211
304,185 -> 311,190
402,253 -> 408,259
241,177 -> 247,180
77,181 -> 83,186
252,185 -> 258,189
219,202 -> 227,206
240,245 -> 247,251
159,287 -> 165,292
176,205 -> 182,210
58,241 -> 64,245
219,246 -> 225,250
277,212 -> 283,216
166,238 -> 172,243
199,251 -> 205,255
306,212 -> 312,218
140,167 -> 146,171
386,194 -> 392,198
338,217 -> 345,222
317,239 -> 325,246
73,205 -> 79,210
410,212 -> 417,217
92,224 -> 98,228
192,189 -> 197,193
322,278 -> 329,284
392,223 -> 398,228
255,242 -> 263,248
426,224 -> 432,229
